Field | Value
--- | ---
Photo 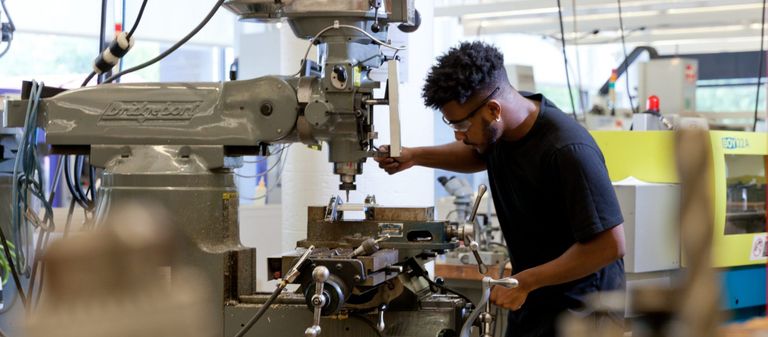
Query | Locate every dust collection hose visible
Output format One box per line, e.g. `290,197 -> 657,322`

233,245 -> 315,337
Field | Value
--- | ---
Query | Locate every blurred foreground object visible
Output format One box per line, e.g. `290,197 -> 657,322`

26,202 -> 216,337
559,128 -> 723,337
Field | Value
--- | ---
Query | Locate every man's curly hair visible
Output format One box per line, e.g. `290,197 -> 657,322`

422,41 -> 505,110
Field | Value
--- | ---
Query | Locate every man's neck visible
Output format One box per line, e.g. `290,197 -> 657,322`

501,93 -> 540,142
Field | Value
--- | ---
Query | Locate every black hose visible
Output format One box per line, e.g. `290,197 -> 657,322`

555,0 -> 578,120
104,0 -> 225,83
81,71 -> 96,87
233,282 -> 287,337
98,0 -> 108,84
617,0 -> 638,114
754,0 -> 767,132
63,156 -> 90,210
127,0 -> 148,39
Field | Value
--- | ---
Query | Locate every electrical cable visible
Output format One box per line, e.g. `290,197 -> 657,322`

81,72 -> 96,88
74,156 -> 92,207
26,158 -> 63,310
754,0 -> 767,132
13,81 -> 50,277
0,39 -> 10,59
234,152 -> 286,179
0,0 -> 15,59
617,0 -> 638,114
292,23 -> 407,76
98,0 -> 108,84
238,146 -> 292,201
119,0 -> 126,73
82,0 -> 148,87
5,81 -> 52,309
571,0 -> 584,113
63,156 -> 90,210
555,0 -> 578,120
0,223 -> 22,308
233,281 -> 288,337
0,0 -> 14,31
88,165 -> 96,201
104,0 -> 226,83
241,145 -> 288,164
127,0 -> 148,39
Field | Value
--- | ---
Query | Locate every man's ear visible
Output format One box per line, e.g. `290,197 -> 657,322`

486,100 -> 502,121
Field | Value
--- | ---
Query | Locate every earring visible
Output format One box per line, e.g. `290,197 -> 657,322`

496,116 -> 501,122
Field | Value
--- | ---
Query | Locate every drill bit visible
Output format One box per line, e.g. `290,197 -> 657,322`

346,190 -> 350,202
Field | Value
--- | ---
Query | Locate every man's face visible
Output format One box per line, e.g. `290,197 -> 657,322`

441,95 -> 501,154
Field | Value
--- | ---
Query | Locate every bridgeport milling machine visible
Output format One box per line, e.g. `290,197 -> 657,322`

4,1 -> 518,336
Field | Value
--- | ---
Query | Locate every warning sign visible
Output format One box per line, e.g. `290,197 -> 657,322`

749,234 -> 768,261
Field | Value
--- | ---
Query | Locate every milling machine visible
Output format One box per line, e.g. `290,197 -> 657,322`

3,1 -> 517,336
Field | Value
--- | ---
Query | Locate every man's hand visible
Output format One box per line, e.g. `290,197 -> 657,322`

490,271 -> 536,311
490,283 -> 530,311
374,145 -> 416,175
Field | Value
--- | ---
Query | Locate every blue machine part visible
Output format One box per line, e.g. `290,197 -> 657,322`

721,265 -> 766,320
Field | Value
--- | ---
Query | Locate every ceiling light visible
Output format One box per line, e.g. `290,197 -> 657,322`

667,3 -> 763,14
463,7 -> 558,20
650,25 -> 745,35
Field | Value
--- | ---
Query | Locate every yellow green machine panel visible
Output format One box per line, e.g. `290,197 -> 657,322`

592,130 -> 768,268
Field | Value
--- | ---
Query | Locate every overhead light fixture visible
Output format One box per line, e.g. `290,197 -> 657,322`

478,17 -> 551,28
564,10 -> 659,22
463,7 -> 558,20
650,25 -> 745,36
651,36 -> 762,45
667,3 -> 763,14
473,10 -> 659,28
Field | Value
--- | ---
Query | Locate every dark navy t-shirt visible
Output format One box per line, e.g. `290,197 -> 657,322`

484,93 -> 625,337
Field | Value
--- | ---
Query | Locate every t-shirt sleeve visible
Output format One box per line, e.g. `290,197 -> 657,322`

551,143 -> 624,242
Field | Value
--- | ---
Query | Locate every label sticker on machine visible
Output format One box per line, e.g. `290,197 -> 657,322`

749,234 -> 767,261
378,223 -> 403,238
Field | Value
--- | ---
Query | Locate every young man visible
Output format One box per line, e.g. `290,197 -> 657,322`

375,41 -> 625,337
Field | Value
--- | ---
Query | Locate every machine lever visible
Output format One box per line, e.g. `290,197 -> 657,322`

465,234 -> 488,274
305,266 -> 330,337
468,184 -> 487,223
459,276 -> 518,337
376,304 -> 387,332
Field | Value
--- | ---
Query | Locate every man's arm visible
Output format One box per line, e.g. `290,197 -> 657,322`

491,224 -> 625,310
376,141 -> 486,174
